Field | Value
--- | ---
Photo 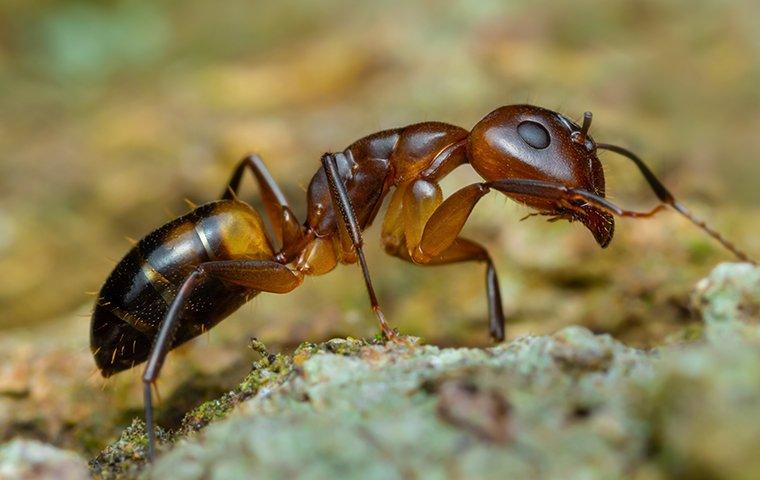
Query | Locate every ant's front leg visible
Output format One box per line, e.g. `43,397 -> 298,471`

382,180 -> 506,341
398,177 -> 666,339
221,154 -> 304,250
142,260 -> 302,460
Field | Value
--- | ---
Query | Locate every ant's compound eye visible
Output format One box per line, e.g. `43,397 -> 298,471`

517,121 -> 550,149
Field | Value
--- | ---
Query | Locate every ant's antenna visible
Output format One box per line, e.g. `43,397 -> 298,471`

573,111 -> 594,145
670,201 -> 755,265
579,111 -> 593,142
597,142 -> 756,265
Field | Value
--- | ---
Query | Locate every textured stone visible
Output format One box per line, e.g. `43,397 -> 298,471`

87,263 -> 760,479
0,439 -> 88,480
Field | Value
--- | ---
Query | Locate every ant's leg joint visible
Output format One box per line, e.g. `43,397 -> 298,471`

411,245 -> 430,264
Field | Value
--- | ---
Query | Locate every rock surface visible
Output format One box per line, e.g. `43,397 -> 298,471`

0,439 -> 89,480
82,262 -> 760,479
4,262 -> 759,479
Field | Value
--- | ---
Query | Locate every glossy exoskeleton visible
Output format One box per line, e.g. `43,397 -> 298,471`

91,104 -> 755,458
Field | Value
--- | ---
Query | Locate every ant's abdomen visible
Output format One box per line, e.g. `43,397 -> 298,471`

91,200 -> 273,377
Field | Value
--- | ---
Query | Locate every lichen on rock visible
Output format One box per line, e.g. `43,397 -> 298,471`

81,262 -> 760,479
692,262 -> 760,341
0,439 -> 89,480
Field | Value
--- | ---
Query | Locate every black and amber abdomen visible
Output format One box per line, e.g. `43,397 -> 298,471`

91,200 -> 273,377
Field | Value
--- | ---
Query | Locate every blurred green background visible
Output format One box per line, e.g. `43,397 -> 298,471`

0,0 -> 758,455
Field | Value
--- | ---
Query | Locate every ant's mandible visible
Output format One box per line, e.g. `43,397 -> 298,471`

90,104 -> 755,459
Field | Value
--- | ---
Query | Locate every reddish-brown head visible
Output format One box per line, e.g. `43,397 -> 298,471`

467,104 -> 614,247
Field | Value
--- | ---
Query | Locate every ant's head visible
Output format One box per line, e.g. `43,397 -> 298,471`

467,104 -> 614,247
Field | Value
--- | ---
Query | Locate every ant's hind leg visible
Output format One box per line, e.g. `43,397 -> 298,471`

321,153 -> 396,340
142,270 -> 203,461
141,260 -> 302,460
221,154 -> 303,250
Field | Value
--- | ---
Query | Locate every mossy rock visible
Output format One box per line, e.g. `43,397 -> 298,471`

30,263 -> 760,479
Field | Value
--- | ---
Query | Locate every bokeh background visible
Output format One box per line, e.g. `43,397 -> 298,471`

1,0 -> 758,456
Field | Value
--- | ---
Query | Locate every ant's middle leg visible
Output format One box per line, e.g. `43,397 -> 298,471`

321,153 -> 396,340
221,154 -> 303,249
141,259 -> 302,459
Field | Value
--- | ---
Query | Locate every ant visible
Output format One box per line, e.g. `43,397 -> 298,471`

90,104 -> 755,459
